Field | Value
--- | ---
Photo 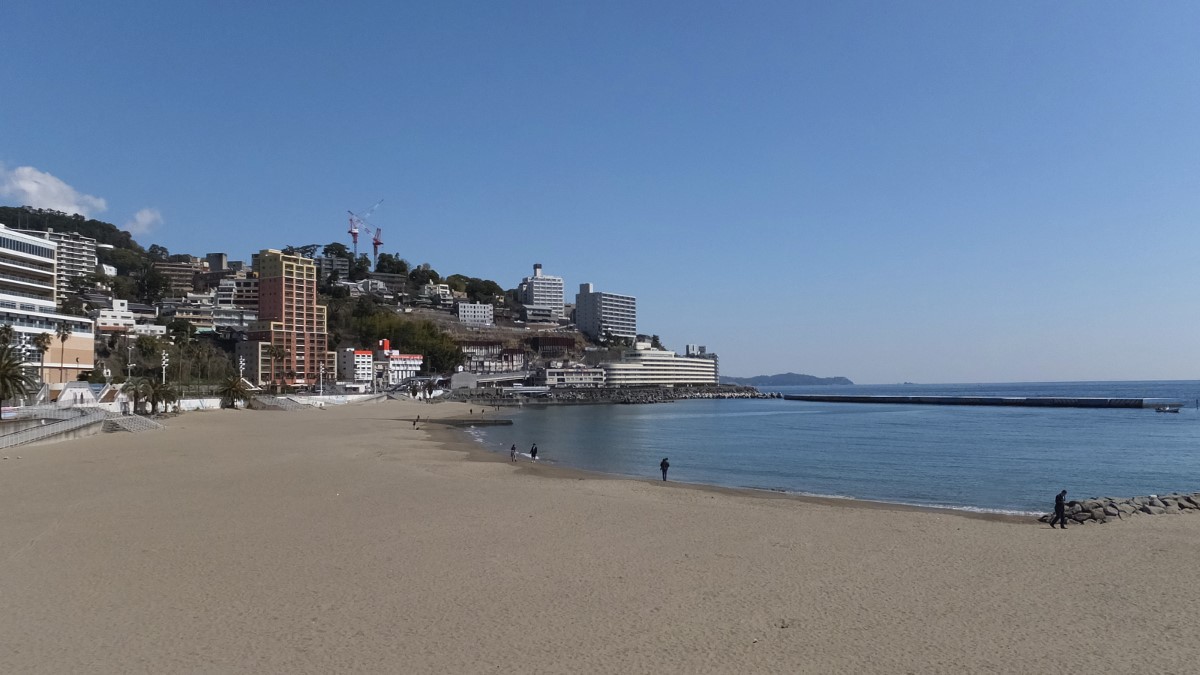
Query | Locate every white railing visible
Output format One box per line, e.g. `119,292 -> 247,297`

0,409 -> 107,449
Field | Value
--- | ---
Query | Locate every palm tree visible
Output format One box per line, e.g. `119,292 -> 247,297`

0,324 -> 14,347
0,343 -> 36,409
32,333 -> 53,384
54,322 -> 72,384
148,380 -> 178,414
217,376 -> 250,409
264,345 -> 284,390
121,377 -> 152,415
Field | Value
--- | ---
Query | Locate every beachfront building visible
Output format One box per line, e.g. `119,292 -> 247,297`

685,344 -> 719,381
11,227 -> 99,301
242,249 -> 329,387
0,224 -> 95,385
337,348 -> 374,384
456,302 -> 494,326
517,264 -> 564,318
575,283 -> 636,341
540,366 -> 606,388
600,345 -> 718,387
375,339 -> 423,385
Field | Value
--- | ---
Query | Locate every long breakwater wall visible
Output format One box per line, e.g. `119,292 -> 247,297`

782,395 -> 1171,409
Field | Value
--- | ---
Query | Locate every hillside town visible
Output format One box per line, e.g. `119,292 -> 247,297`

0,207 -> 734,410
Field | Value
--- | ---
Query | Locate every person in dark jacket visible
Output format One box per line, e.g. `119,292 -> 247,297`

660,457 -> 670,481
510,444 -> 517,462
530,444 -> 538,461
1049,489 -> 1068,529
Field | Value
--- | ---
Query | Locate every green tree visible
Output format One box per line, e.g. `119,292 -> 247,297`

148,380 -> 178,414
147,244 -> 170,261
167,318 -> 195,344
54,322 -> 72,384
349,254 -> 371,281
408,263 -> 440,287
133,264 -> 171,304
32,333 -> 53,383
217,376 -> 250,409
0,324 -> 14,346
374,253 -> 409,275
323,242 -> 351,260
121,377 -> 153,414
0,343 -> 36,407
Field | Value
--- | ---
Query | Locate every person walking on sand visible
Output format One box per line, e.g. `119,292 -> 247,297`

1049,489 -> 1069,529
660,457 -> 670,481
530,444 -> 538,461
510,444 -> 517,462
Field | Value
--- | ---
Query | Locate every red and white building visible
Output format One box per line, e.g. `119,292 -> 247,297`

375,339 -> 423,385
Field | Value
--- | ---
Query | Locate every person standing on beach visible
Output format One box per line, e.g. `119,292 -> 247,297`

1049,489 -> 1068,529
530,444 -> 538,461
510,444 -> 517,462
660,457 -> 670,481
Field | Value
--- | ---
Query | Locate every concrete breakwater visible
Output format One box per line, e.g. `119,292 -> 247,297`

1038,493 -> 1200,525
783,395 -> 1173,409
448,386 -> 776,405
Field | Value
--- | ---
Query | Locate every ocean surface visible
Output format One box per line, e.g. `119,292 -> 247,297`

465,381 -> 1200,515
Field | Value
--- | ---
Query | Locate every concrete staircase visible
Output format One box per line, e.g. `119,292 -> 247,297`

103,412 -> 165,433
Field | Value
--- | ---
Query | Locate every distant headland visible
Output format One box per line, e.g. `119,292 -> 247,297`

719,373 -> 854,386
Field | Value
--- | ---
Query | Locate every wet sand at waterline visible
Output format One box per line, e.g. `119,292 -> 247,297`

2,400 -> 1199,673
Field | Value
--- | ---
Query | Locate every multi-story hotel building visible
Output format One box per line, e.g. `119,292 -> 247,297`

336,348 -> 374,383
518,264 -> 564,317
600,346 -> 718,387
575,283 -> 636,341
0,224 -> 95,384
237,249 -> 329,387
12,228 -> 98,301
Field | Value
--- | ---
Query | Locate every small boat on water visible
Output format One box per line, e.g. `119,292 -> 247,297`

1155,405 -> 1181,413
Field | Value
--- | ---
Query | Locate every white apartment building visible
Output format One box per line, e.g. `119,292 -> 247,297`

91,298 -> 137,333
600,346 -> 718,387
375,339 -> 424,385
0,224 -> 95,384
337,348 -> 374,383
456,302 -> 494,326
575,283 -> 637,340
518,264 -> 563,317
541,366 -> 606,388
13,227 -> 98,300
421,283 -> 453,303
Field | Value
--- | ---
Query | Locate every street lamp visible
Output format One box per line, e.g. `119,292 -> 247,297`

238,355 -> 245,381
161,350 -> 169,385
319,363 -> 325,396
126,342 -> 134,379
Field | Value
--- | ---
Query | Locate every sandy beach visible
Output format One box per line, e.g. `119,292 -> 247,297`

2,399 -> 1199,673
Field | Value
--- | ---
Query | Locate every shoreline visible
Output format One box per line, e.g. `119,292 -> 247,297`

420,416 -> 1034,523
7,400 -> 1200,672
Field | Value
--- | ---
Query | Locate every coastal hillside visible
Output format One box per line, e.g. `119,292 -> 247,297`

720,372 -> 853,386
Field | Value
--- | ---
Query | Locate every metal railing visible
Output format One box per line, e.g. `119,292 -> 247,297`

0,408 -> 107,449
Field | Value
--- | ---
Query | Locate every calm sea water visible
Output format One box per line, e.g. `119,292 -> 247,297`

465,381 -> 1200,514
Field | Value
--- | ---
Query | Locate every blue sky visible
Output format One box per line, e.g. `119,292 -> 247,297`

4,1 -> 1199,382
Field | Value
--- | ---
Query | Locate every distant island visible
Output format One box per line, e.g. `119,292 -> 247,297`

719,373 -> 854,386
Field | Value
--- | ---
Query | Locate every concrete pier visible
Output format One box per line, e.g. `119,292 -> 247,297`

782,395 -> 1181,409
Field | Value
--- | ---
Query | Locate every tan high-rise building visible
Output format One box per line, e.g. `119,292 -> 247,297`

238,249 -> 329,387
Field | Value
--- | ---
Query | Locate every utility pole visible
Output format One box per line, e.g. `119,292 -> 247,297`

127,342 -> 134,379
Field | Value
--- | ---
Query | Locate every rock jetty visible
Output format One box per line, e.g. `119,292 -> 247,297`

1038,493 -> 1200,525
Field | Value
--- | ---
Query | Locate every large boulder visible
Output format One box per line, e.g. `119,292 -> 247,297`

1103,505 -> 1120,517
1071,511 -> 1093,522
1141,505 -> 1166,515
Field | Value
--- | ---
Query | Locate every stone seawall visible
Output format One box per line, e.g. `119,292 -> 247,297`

1038,493 -> 1200,525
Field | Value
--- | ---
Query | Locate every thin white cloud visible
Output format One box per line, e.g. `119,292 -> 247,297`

0,164 -> 107,217
125,208 -> 163,235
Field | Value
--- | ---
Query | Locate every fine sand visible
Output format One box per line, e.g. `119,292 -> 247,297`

2,400 -> 1200,674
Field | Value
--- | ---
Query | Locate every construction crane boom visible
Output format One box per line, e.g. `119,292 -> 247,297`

346,199 -> 383,260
